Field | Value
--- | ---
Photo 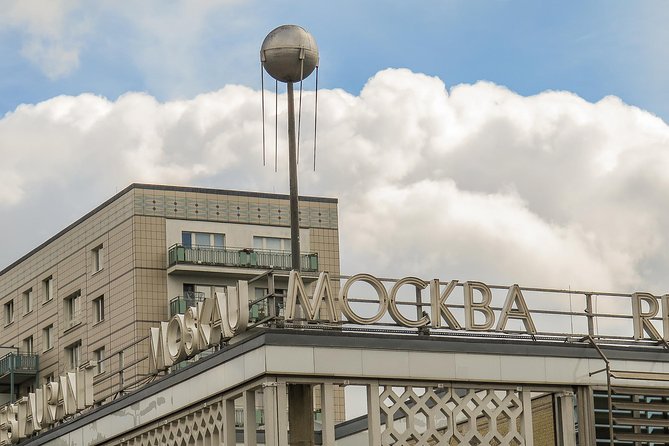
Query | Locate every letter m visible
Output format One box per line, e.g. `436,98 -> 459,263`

285,271 -> 339,322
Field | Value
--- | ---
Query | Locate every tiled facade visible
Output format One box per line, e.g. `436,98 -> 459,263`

0,184 -> 340,410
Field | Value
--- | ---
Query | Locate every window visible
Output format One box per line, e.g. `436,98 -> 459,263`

92,245 -> 103,273
181,232 -> 224,248
93,296 -> 105,323
42,373 -> 55,385
23,336 -> 33,354
66,341 -> 82,370
42,324 -> 54,351
4,300 -> 14,325
65,291 -> 81,328
253,236 -> 290,251
94,347 -> 105,375
43,276 -> 54,302
23,287 -> 34,314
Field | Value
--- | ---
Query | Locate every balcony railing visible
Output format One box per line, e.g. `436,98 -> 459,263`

167,244 -> 318,272
0,352 -> 39,376
170,291 -> 206,317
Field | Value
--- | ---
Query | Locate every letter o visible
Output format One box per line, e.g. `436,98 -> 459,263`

339,274 -> 388,325
167,315 -> 187,363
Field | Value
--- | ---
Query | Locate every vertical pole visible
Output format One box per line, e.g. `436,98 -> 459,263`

287,82 -> 301,272
287,81 -> 314,446
585,294 -> 594,337
118,351 -> 125,395
10,354 -> 14,404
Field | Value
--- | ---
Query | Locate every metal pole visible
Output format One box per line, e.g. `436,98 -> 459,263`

286,81 -> 313,446
287,82 -> 301,271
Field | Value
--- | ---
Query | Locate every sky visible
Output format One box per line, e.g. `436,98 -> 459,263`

1,0 -> 669,297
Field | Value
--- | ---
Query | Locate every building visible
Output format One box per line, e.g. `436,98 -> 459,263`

0,183 -> 342,419
2,183 -> 669,446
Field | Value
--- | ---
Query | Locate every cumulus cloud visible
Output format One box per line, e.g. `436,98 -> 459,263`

2,69 -> 669,295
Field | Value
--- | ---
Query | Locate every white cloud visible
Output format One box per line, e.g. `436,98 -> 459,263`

2,68 -> 669,295
0,0 -> 87,78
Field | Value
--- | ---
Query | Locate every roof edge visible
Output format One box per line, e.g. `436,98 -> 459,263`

1,183 -> 338,278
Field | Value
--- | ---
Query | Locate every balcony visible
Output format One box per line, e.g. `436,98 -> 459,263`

170,291 -> 206,317
167,244 -> 318,272
0,352 -> 39,401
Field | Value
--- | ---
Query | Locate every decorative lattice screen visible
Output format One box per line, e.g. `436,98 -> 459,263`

379,384 -> 526,446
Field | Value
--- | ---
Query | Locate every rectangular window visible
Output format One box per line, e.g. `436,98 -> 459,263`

66,341 -> 81,371
43,276 -> 54,302
23,287 -> 34,314
92,244 -> 103,273
4,300 -> 14,325
42,373 -> 55,385
93,296 -> 105,323
181,232 -> 225,248
65,291 -> 81,328
23,336 -> 33,354
94,347 -> 105,375
253,236 -> 290,251
43,324 -> 54,351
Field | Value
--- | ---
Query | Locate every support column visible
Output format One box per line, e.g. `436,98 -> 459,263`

367,381 -> 381,446
264,381 -> 289,446
245,389 -> 258,446
320,383 -> 335,445
556,391 -> 577,446
288,384 -> 314,446
223,397 -> 237,446
521,388 -> 535,446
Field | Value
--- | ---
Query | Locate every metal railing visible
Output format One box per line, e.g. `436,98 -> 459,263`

167,244 -> 318,272
170,291 -> 206,317
0,352 -> 39,376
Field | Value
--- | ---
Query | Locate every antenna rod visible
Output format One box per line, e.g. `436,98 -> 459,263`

287,81 -> 301,271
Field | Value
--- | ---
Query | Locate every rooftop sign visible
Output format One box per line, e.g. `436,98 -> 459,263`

149,271 -> 669,372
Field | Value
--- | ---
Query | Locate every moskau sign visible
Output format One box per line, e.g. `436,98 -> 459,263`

150,271 -> 669,371
0,365 -> 95,444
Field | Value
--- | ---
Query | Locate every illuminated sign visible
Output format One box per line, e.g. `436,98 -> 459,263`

149,272 -> 669,371
0,365 -> 95,444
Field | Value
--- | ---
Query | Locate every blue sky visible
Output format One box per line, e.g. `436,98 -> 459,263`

1,1 -> 667,122
2,0 -> 669,295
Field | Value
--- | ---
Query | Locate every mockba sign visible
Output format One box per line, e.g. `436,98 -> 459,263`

150,271 -> 669,371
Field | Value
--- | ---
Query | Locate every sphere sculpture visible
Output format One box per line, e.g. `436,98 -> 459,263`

260,25 -> 319,83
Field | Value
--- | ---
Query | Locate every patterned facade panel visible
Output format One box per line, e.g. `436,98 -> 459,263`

379,385 -> 526,446
132,187 -> 337,229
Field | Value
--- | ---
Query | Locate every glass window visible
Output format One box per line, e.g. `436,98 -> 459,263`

182,232 -> 225,248
66,341 -> 81,370
4,300 -> 14,325
94,347 -> 105,375
23,288 -> 34,314
23,336 -> 33,354
65,291 -> 81,328
43,276 -> 54,302
93,296 -> 105,323
253,236 -> 289,251
43,324 -> 53,351
92,245 -> 103,272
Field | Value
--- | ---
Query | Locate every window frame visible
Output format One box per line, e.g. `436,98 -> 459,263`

94,347 -> 105,375
42,324 -> 54,352
66,341 -> 82,371
23,287 -> 34,314
93,295 -> 105,324
92,244 -> 104,273
64,290 -> 82,329
4,300 -> 14,326
43,276 -> 54,303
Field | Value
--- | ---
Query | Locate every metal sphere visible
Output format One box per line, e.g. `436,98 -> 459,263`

261,25 -> 319,83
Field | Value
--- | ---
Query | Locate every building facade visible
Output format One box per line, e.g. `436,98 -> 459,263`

0,183 -> 341,418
